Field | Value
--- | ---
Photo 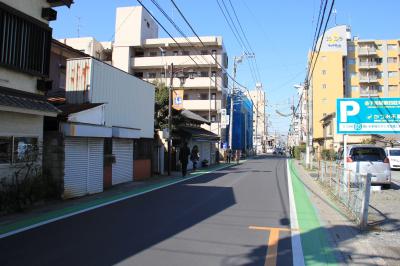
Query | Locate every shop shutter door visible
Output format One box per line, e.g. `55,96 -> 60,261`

87,138 -> 104,194
64,137 -> 88,198
112,139 -> 133,185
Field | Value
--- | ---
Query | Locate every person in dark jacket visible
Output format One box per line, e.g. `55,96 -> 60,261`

179,142 -> 190,177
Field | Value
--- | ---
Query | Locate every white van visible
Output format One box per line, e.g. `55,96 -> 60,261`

344,145 -> 391,188
385,147 -> 400,170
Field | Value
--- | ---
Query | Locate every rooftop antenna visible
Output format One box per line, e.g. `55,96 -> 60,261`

76,16 -> 82,37
333,8 -> 337,25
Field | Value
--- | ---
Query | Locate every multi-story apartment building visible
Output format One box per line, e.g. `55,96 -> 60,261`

309,25 -> 400,154
112,6 -> 229,137
0,0 -> 71,177
245,85 -> 266,153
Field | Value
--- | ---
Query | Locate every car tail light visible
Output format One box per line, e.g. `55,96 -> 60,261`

346,156 -> 353,163
384,157 -> 389,163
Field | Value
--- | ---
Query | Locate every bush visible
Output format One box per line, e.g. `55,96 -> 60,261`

0,164 -> 62,214
321,149 -> 336,161
294,144 -> 306,160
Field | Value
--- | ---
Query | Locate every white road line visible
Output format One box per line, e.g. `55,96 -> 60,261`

287,160 -> 305,266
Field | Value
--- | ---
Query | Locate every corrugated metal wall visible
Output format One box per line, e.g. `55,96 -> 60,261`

65,58 -> 92,104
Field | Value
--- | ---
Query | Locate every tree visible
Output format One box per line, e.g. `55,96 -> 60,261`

154,82 -> 184,131
154,82 -> 169,130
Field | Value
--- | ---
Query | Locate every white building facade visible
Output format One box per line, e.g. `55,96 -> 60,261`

246,86 -> 267,153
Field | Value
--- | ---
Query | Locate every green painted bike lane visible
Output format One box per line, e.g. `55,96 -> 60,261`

289,159 -> 337,266
0,162 -> 239,238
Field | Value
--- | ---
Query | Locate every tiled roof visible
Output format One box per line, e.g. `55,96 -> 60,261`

0,86 -> 59,114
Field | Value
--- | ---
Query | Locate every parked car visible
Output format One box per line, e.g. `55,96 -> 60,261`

343,145 -> 391,188
385,147 -> 400,170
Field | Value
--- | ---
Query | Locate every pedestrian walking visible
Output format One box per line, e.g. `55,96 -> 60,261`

227,147 -> 232,163
179,142 -> 190,177
236,150 -> 240,164
190,145 -> 200,170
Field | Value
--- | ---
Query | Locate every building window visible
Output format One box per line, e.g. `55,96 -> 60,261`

147,72 -> 156,78
375,58 -> 383,64
387,44 -> 397,50
199,93 -> 208,100
182,51 -> 190,56
321,98 -> 328,104
160,72 -> 165,78
200,71 -> 209,77
173,51 -> 178,56
322,84 -> 327,89
211,71 -> 217,77
0,137 -> 12,164
389,85 -> 398,91
0,3 -> 52,76
0,137 -> 38,164
211,93 -> 216,100
322,70 -> 327,75
134,72 -> 144,78
149,51 -> 158,57
348,59 -> 356,65
388,71 -> 397,78
212,50 -> 217,55
183,94 -> 189,100
348,45 -> 355,52
135,50 -> 144,57
351,86 -> 359,91
211,115 -> 216,122
376,44 -> 382,50
387,57 -> 397,63
201,50 -> 208,55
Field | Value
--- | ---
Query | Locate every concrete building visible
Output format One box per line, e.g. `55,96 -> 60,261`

288,85 -> 307,147
0,0 -> 71,178
61,6 -> 228,139
308,25 -> 400,155
245,85 -> 267,153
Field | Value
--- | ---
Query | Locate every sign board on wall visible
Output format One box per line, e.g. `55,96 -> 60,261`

172,90 -> 184,110
337,98 -> 400,134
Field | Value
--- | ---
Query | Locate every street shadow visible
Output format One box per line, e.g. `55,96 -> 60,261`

0,171 -> 237,266
238,224 -> 400,266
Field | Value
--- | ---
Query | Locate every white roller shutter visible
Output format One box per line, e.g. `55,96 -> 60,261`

112,139 -> 133,185
87,138 -> 104,194
64,137 -> 104,198
64,138 -> 88,198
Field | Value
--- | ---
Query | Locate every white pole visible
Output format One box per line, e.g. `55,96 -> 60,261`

343,134 -> 348,169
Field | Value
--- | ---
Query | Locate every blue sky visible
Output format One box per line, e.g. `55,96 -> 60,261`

51,0 -> 400,136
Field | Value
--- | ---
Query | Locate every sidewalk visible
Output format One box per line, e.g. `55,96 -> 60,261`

290,159 -> 390,265
0,162 -> 238,238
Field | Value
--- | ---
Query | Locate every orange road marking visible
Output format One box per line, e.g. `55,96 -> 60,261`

265,228 -> 279,266
248,226 -> 300,266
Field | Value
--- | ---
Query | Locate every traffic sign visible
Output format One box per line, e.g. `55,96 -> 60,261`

337,98 -> 400,134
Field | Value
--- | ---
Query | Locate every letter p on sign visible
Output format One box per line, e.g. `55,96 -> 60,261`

340,101 -> 360,122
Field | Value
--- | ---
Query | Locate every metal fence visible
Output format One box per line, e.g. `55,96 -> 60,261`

314,160 -> 371,228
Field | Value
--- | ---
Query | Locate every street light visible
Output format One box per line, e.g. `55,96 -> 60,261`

167,64 -> 196,176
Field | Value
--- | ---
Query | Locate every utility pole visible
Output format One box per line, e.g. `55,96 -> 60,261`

305,80 -> 311,169
229,57 -> 238,149
167,63 -> 174,176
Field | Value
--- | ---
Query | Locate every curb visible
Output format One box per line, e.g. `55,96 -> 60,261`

0,162 -> 240,239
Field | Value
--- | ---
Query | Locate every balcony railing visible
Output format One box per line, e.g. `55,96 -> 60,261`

360,87 -> 380,96
182,99 -> 221,111
359,74 -> 379,83
144,76 -> 226,90
358,47 -> 377,56
358,61 -> 378,69
131,54 -> 223,68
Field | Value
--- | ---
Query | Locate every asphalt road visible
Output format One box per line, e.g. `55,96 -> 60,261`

0,155 -> 293,266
